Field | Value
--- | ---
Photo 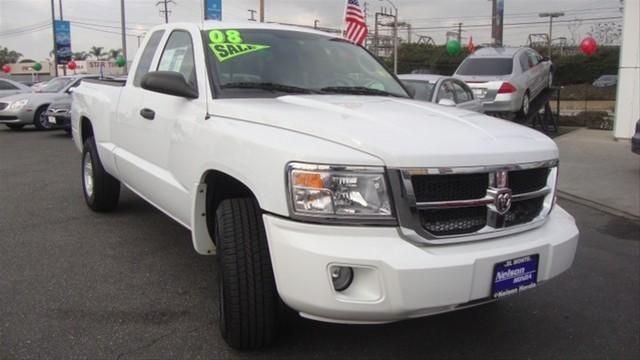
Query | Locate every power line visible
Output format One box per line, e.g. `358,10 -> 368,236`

409,16 -> 623,31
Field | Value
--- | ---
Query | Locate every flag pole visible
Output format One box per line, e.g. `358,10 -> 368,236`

341,0 -> 349,37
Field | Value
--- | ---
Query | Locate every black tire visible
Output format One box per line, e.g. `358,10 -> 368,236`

33,106 -> 49,130
517,91 -> 530,118
5,124 -> 24,130
82,137 -> 120,212
216,198 -> 278,350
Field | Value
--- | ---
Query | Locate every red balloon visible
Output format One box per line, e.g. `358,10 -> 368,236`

1,64 -> 10,74
67,60 -> 77,70
580,37 -> 598,56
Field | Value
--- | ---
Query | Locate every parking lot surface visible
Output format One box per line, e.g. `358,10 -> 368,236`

1,128 -> 639,359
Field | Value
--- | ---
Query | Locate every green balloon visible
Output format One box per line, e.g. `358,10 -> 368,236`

115,55 -> 126,67
32,62 -> 42,71
447,40 -> 461,56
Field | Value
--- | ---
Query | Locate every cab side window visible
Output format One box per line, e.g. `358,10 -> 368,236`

133,30 -> 165,87
157,30 -> 197,90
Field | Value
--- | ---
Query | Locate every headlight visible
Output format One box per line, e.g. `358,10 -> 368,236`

287,162 -> 394,223
8,99 -> 28,110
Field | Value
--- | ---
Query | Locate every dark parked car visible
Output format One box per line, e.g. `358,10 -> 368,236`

632,119 -> 640,154
43,97 -> 71,134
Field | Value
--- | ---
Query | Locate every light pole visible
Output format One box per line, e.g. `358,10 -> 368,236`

120,0 -> 127,73
379,0 -> 398,74
539,12 -> 564,59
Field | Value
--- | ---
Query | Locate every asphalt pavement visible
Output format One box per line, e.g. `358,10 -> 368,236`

1,127 -> 639,359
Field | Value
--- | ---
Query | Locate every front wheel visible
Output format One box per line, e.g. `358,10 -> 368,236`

216,198 -> 279,349
33,106 -> 49,130
82,137 -> 120,211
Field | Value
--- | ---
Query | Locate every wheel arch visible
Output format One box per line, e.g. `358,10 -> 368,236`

191,169 -> 261,255
79,116 -> 93,145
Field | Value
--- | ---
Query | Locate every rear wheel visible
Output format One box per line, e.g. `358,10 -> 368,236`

82,137 -> 120,211
216,198 -> 279,349
517,91 -> 530,118
33,106 -> 49,130
5,124 -> 24,130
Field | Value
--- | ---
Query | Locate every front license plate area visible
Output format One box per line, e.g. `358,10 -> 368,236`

48,116 -> 57,124
492,254 -> 539,299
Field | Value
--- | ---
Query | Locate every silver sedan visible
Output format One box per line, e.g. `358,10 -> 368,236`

453,47 -> 553,117
0,75 -> 98,130
398,74 -> 484,113
0,78 -> 32,98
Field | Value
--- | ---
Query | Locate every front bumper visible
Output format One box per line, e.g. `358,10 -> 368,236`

43,110 -> 71,128
263,205 -> 578,324
0,107 -> 35,124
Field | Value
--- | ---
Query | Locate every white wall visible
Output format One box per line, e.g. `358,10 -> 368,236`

614,0 -> 640,139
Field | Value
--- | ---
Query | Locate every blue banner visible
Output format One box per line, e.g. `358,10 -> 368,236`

205,0 -> 222,20
54,20 -> 72,64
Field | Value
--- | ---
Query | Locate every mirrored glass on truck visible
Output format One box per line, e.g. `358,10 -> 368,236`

456,58 -> 514,76
202,29 -> 409,98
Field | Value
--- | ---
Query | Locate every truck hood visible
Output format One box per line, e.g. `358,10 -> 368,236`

211,95 -> 558,167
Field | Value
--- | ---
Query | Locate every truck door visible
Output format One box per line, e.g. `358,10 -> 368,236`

115,28 -> 206,226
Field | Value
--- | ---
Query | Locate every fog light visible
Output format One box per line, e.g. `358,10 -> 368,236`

330,266 -> 354,292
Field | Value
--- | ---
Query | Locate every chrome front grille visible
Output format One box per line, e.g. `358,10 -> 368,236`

389,160 -> 558,244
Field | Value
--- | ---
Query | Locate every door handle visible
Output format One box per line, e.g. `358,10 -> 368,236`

140,108 -> 155,120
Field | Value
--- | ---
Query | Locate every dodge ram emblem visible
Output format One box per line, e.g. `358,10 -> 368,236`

494,188 -> 513,215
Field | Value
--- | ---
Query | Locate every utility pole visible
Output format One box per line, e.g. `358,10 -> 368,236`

259,0 -> 264,22
374,12 -> 379,56
59,0 -> 67,75
248,9 -> 257,21
156,0 -> 175,23
539,12 -> 564,59
50,0 -> 58,77
120,0 -> 128,73
378,0 -> 398,74
457,22 -> 462,43
314,20 -> 319,29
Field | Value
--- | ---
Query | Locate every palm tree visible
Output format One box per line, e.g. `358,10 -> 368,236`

73,51 -> 89,60
107,48 -> 122,60
0,47 -> 22,65
89,46 -> 105,60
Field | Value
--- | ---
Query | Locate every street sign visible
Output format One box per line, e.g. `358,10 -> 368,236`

54,20 -> 72,65
205,0 -> 222,20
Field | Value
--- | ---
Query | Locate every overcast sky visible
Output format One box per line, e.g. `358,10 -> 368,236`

0,0 -> 624,61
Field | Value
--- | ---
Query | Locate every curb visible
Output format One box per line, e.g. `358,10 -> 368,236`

557,190 -> 640,222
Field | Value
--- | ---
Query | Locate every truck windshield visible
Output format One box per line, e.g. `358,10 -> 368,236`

202,29 -> 408,98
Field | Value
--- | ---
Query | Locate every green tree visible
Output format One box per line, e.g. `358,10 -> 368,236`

89,46 -> 105,60
0,46 -> 23,65
73,51 -> 89,60
107,48 -> 122,60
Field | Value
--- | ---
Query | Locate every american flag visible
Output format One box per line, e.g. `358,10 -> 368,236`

344,0 -> 368,45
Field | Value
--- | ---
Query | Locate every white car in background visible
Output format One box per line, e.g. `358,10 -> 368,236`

399,74 -> 484,113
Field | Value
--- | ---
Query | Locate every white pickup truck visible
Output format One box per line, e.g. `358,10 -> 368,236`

72,22 -> 579,349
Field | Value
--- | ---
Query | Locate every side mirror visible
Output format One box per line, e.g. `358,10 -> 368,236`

437,98 -> 456,107
541,56 -> 550,62
403,83 -> 416,98
66,87 -> 74,94
141,71 -> 198,99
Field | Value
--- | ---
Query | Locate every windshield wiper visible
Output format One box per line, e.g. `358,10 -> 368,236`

221,82 -> 321,94
320,86 -> 406,98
